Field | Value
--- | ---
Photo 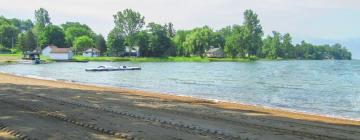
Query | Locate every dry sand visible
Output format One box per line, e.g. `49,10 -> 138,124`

0,72 -> 360,140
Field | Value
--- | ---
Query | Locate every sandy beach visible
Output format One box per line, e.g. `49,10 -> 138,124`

0,72 -> 360,140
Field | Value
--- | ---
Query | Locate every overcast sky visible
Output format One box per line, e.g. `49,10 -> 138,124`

1,0 -> 359,57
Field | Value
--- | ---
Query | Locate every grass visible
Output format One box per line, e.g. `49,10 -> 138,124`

73,56 -> 252,62
0,53 -> 55,64
0,53 -> 21,64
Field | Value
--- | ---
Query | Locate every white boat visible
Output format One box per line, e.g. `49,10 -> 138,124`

85,65 -> 141,71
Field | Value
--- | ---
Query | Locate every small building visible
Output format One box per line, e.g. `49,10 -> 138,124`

42,45 -> 73,60
206,47 -> 224,58
124,46 -> 140,57
50,47 -> 73,60
42,45 -> 57,57
83,48 -> 100,57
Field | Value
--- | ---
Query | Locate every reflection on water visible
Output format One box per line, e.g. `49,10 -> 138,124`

1,60 -> 360,120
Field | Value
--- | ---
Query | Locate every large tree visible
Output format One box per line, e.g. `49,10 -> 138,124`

183,26 -> 214,57
281,33 -> 294,58
165,22 -> 176,38
145,22 -> 175,57
224,25 -> 246,58
0,24 -> 19,49
33,8 -> 51,48
172,30 -> 191,56
242,9 -> 263,57
16,30 -> 36,53
134,31 -> 150,56
107,29 -> 126,56
10,18 -> 33,32
73,36 -> 94,54
62,22 -> 95,47
113,9 -> 145,47
38,25 -> 65,48
34,8 -> 51,27
95,34 -> 107,56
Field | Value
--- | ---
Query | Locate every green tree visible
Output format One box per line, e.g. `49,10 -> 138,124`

146,22 -> 175,57
224,34 -> 240,58
224,25 -> 246,58
281,33 -> 294,58
164,22 -> 176,38
211,32 -> 225,49
183,26 -> 214,57
107,29 -> 125,56
34,8 -> 51,48
38,25 -> 65,48
172,30 -> 190,56
243,9 -> 263,57
218,26 -> 233,39
135,31 -> 150,56
61,22 -> 95,47
10,18 -> 33,32
73,36 -> 95,54
0,24 -> 19,49
0,16 -> 11,25
34,8 -> 51,27
16,33 -> 26,53
16,30 -> 37,53
113,9 -> 145,47
95,34 -> 107,56
262,31 -> 281,59
61,22 -> 91,31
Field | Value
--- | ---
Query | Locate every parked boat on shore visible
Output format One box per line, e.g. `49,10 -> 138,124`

85,65 -> 141,71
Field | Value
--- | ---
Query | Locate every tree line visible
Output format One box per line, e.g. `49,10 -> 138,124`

0,8 -> 351,60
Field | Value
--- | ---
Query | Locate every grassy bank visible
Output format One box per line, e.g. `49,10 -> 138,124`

0,54 -> 21,64
73,56 -> 251,62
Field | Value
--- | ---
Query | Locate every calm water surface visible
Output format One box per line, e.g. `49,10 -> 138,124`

1,60 -> 360,120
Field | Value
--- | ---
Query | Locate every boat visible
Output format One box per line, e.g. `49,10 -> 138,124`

85,65 -> 141,71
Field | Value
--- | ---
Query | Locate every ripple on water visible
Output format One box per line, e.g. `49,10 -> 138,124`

0,60 -> 359,120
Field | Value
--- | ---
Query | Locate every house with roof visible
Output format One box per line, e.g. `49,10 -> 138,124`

124,46 -> 140,57
42,45 -> 73,60
23,51 -> 40,60
83,48 -> 100,57
205,47 -> 224,58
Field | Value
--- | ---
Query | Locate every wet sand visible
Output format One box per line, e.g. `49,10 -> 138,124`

0,72 -> 360,140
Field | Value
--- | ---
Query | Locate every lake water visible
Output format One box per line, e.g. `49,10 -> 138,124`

1,60 -> 360,120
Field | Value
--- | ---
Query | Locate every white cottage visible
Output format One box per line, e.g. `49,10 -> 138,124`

42,46 -> 73,60
42,46 -> 57,57
83,48 -> 100,57
124,46 -> 140,57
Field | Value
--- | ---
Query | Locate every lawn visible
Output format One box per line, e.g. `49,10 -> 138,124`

72,56 -> 252,62
0,54 -> 21,63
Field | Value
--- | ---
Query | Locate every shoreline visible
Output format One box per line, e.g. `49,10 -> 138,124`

13,71 -> 360,122
1,72 -> 359,126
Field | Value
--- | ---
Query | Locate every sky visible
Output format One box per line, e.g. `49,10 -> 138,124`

0,0 -> 359,58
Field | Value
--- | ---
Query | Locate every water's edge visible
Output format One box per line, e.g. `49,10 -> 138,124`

2,71 -> 359,122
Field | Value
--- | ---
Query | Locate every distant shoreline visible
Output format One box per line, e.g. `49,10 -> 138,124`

0,54 -> 354,63
1,71 -> 359,126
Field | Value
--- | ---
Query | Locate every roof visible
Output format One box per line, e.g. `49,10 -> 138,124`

46,45 -> 58,49
206,47 -> 222,53
84,48 -> 100,53
24,51 -> 40,55
50,47 -> 72,53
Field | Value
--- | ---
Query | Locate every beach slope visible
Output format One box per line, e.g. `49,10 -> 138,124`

0,73 -> 359,140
